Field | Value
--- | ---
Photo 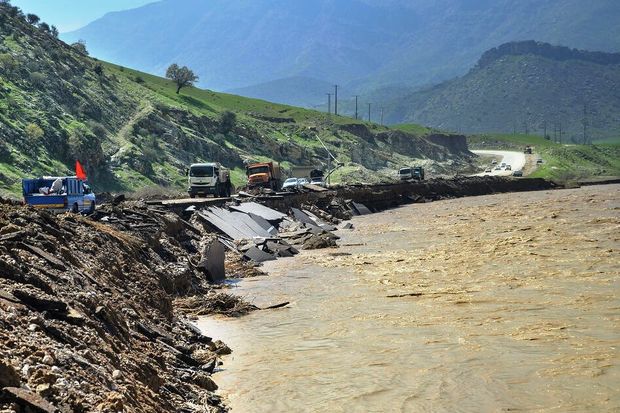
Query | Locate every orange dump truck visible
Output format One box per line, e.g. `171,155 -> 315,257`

246,161 -> 282,190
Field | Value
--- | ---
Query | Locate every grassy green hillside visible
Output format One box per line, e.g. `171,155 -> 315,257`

0,4 -> 472,198
468,133 -> 620,182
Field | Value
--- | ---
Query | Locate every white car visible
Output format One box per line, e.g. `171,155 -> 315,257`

310,177 -> 326,187
281,178 -> 299,191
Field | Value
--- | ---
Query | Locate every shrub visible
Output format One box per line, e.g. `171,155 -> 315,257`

71,40 -> 88,56
24,123 -> 44,141
67,123 -> 105,167
219,110 -> 236,134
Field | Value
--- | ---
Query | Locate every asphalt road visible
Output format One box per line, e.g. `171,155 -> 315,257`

472,150 -> 526,176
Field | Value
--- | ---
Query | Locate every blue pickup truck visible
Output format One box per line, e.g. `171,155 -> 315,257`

22,176 -> 96,213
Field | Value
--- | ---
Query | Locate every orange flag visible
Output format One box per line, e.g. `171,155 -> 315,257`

75,160 -> 87,181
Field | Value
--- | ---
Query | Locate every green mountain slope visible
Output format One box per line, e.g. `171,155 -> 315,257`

386,41 -> 620,141
61,0 -> 620,99
0,4 -> 472,198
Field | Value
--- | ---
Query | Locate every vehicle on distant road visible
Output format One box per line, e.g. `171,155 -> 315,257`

282,177 -> 299,191
494,166 -> 501,171
537,158 -> 543,164
524,146 -> 532,154
310,177 -> 326,187
23,176 -> 95,213
492,160 -> 498,164
398,167 -> 413,180
187,162 -> 232,198
399,166 -> 425,180
506,165 -> 512,171
484,168 -> 492,173
512,170 -> 523,177
297,178 -> 309,186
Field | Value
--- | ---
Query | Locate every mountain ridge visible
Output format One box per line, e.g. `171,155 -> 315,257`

62,0 -> 620,98
385,41 -> 620,140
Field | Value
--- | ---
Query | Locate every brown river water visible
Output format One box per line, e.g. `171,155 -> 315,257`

197,185 -> 620,412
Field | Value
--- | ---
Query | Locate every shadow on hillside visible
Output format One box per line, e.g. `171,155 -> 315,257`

180,95 -> 216,113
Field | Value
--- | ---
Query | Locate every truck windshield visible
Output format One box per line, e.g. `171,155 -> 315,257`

399,168 -> 411,175
190,166 -> 214,177
248,166 -> 269,175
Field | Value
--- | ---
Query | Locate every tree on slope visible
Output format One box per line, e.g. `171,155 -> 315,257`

165,64 -> 198,94
26,13 -> 39,25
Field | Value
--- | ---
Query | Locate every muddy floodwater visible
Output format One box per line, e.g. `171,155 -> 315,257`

197,185 -> 620,412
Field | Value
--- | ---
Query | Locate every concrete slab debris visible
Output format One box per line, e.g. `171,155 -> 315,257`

351,202 -> 372,215
230,202 -> 287,222
243,246 -> 277,263
291,208 -> 315,226
199,239 -> 226,283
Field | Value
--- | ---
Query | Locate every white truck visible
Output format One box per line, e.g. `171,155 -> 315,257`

186,163 -> 233,198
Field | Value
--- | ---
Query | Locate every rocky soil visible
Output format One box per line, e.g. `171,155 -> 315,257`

0,199 -> 255,412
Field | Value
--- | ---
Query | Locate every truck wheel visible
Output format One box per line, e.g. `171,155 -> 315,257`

71,203 -> 79,213
189,193 -> 196,199
89,201 -> 96,214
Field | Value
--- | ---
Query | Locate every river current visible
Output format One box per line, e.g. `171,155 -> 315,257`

197,185 -> 620,412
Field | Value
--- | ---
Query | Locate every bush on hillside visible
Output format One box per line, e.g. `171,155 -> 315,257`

71,40 -> 88,56
219,110 -> 236,134
67,123 -> 105,168
24,123 -> 44,141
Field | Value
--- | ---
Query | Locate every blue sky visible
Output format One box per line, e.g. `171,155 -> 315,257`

10,0 -> 157,32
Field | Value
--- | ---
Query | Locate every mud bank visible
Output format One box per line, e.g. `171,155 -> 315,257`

199,185 -> 619,412
0,201 -> 251,412
257,176 -> 558,214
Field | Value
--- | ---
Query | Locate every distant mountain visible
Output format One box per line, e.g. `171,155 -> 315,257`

227,77 -> 335,108
385,41 -> 620,140
62,0 -> 620,99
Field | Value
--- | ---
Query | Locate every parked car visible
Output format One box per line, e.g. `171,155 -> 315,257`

492,160 -> 498,165
310,177 -> 326,187
494,166 -> 501,171
297,178 -> 309,186
505,165 -> 512,171
484,168 -> 492,173
537,158 -> 543,164
281,178 -> 299,191
512,170 -> 523,177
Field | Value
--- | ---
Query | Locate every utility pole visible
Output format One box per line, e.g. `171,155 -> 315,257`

558,122 -> 563,144
368,103 -> 371,122
582,103 -> 588,145
354,95 -> 359,120
543,120 -> 547,140
326,93 -> 332,115
380,107 -> 384,126
334,85 -> 338,116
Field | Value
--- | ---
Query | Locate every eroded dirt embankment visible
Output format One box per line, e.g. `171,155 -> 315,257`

0,200 -> 255,412
259,176 -> 558,214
